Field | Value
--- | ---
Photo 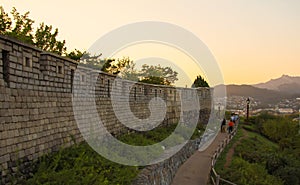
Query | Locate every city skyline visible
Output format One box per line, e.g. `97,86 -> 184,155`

2,0 -> 300,85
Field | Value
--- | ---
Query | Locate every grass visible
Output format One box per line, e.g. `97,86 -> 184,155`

214,123 -> 284,185
215,123 -> 279,172
214,114 -> 300,185
118,122 -> 204,146
246,130 -> 279,149
214,124 -> 244,171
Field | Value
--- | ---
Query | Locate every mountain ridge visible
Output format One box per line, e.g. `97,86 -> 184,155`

253,74 -> 300,94
214,75 -> 300,106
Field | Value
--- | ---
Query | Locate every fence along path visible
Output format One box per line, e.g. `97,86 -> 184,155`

171,122 -> 238,185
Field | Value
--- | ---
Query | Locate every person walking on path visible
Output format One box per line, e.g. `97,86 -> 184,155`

221,118 -> 226,133
228,120 -> 234,133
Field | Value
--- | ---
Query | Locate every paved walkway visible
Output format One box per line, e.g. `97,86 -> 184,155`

171,132 -> 228,185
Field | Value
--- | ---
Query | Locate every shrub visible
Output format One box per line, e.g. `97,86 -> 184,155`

226,158 -> 284,185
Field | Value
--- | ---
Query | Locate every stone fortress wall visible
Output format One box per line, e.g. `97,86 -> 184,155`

0,35 -> 212,179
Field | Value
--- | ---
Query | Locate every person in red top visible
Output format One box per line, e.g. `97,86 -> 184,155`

228,120 -> 234,133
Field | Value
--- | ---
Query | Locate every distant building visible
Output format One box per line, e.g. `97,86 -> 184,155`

251,108 -> 276,115
292,117 -> 300,122
278,108 -> 294,114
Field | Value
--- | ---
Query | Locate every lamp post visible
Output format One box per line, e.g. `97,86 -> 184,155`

297,98 -> 300,135
246,98 -> 250,121
298,107 -> 300,135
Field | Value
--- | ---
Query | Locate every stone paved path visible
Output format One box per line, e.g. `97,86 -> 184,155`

171,132 -> 229,185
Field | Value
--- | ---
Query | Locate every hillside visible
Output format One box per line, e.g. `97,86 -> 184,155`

254,75 -> 300,94
216,84 -> 297,104
214,75 -> 300,106
215,114 -> 300,185
226,85 -> 283,102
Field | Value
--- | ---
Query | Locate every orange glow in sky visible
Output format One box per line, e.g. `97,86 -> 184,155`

2,0 -> 300,85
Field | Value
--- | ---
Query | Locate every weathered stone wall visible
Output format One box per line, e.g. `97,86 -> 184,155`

0,35 -> 212,181
0,36 -> 81,179
132,138 -> 200,185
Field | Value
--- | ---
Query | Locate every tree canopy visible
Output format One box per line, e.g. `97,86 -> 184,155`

0,6 -> 66,55
35,23 -> 66,55
65,49 -> 86,61
139,64 -> 178,85
79,55 -> 179,86
119,59 -> 140,81
77,54 -> 131,75
192,75 -> 209,87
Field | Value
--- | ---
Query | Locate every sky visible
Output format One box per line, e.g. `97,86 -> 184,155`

1,0 -> 300,86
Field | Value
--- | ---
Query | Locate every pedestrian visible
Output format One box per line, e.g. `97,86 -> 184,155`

221,118 -> 226,133
234,114 -> 239,123
228,120 -> 234,133
230,113 -> 235,123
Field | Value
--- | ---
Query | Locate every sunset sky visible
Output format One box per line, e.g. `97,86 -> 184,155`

2,0 -> 300,86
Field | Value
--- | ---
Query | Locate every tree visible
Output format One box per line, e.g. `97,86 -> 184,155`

77,54 -> 129,75
262,117 -> 298,143
0,6 -> 66,55
4,7 -> 35,44
139,76 -> 166,85
192,75 -> 209,87
139,64 -> 178,85
35,23 -> 66,55
103,56 -> 131,75
66,49 -> 86,62
78,55 -> 178,85
119,59 -> 139,81
100,58 -> 115,73
0,6 -> 12,35
78,52 -> 105,69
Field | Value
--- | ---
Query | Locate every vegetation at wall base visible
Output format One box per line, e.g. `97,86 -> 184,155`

118,123 -> 205,146
5,142 -> 139,185
214,114 -> 300,185
7,122 -> 205,184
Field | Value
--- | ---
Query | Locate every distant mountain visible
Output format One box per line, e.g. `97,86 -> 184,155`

225,85 -> 289,104
214,75 -> 300,107
214,83 -> 299,106
253,75 -> 300,94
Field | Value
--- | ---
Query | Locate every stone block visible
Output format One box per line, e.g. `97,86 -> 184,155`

15,70 -> 22,76
0,154 -> 10,164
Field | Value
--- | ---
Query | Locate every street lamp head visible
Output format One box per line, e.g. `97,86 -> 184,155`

246,97 -> 250,104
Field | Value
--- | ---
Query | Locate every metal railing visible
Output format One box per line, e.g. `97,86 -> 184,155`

209,121 -> 239,185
